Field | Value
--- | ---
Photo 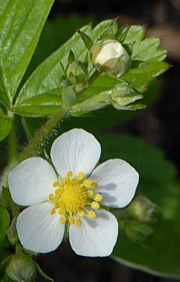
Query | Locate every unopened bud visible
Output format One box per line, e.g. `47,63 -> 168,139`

111,84 -> 143,110
6,255 -> 36,282
66,61 -> 87,85
7,218 -> 19,245
91,39 -> 130,77
129,195 -> 156,221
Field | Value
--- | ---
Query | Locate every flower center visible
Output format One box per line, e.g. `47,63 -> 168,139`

48,171 -> 102,227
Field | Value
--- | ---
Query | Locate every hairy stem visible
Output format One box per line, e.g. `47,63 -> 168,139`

18,107 -> 67,162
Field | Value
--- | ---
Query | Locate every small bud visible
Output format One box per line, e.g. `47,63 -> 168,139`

5,255 -> 36,282
111,84 -> 143,110
91,39 -> 130,77
7,218 -> 19,245
66,61 -> 87,85
129,195 -> 156,221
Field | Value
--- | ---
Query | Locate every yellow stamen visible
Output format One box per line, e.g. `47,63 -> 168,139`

53,181 -> 60,187
66,171 -> 73,178
64,178 -> 70,184
87,190 -> 94,197
88,211 -> 96,219
78,172 -> 85,179
55,202 -> 60,209
83,179 -> 92,187
77,210 -> 85,217
58,208 -> 65,215
94,194 -> 103,202
91,182 -> 98,189
75,219 -> 81,226
60,217 -> 66,224
49,194 -> 54,201
55,189 -> 61,196
72,178 -> 78,185
51,208 -> 56,215
48,171 -> 100,227
91,201 -> 100,210
69,216 -> 75,224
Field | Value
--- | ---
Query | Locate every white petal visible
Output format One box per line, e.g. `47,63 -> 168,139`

69,209 -> 118,257
17,202 -> 65,253
9,157 -> 57,206
51,128 -> 101,177
91,159 -> 139,208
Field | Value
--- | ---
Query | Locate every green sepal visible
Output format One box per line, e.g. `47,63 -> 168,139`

0,206 -> 10,242
78,30 -> 94,50
0,107 -> 12,141
68,50 -> 75,65
35,262 -> 54,281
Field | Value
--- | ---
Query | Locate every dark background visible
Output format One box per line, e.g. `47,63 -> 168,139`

37,0 -> 180,281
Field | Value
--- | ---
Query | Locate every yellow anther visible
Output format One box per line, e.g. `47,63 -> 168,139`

72,178 -> 78,185
60,217 -> 66,224
83,179 -> 92,187
78,172 -> 85,179
50,171 -> 99,225
75,219 -> 82,226
53,181 -> 59,187
49,194 -> 54,201
55,202 -> 60,209
91,201 -> 100,210
88,211 -> 96,219
66,171 -> 73,178
87,190 -> 94,197
55,189 -> 61,196
58,208 -> 65,215
94,194 -> 103,202
64,178 -> 70,184
77,210 -> 85,217
91,182 -> 98,189
69,216 -> 75,224
51,208 -> 56,215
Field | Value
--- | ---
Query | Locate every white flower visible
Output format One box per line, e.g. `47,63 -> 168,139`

8,129 -> 139,257
91,39 -> 130,76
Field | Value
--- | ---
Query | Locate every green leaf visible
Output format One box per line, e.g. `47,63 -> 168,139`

0,106 -> 12,141
123,61 -> 169,91
123,25 -> 146,44
0,62 -> 9,106
0,0 -> 54,102
14,20 -> 113,116
96,133 -> 180,278
132,38 -> 167,62
0,206 -> 10,242
15,90 -> 62,116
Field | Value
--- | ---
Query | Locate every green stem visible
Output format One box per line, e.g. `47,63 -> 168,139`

18,107 -> 67,162
8,115 -> 17,164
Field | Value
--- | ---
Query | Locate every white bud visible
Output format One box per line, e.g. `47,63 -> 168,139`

91,39 -> 130,77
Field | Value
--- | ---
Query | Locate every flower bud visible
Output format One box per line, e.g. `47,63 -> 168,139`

7,218 -> 19,245
66,61 -> 87,85
91,39 -> 130,77
5,255 -> 36,282
128,195 -> 156,221
111,84 -> 143,110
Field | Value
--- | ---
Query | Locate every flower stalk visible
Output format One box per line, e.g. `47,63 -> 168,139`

18,106 -> 67,162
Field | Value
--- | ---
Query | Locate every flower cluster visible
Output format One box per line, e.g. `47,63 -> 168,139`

9,129 -> 139,257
